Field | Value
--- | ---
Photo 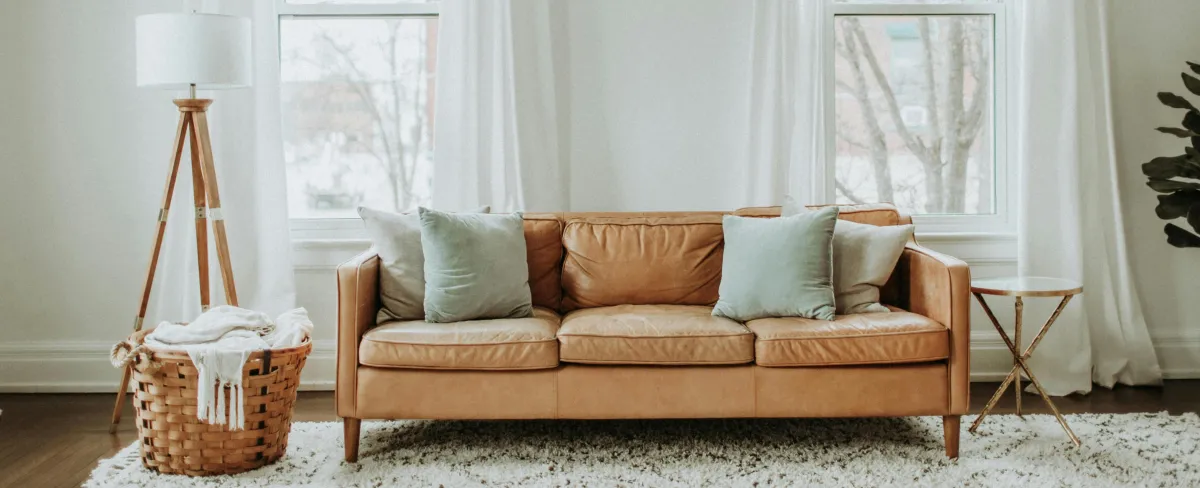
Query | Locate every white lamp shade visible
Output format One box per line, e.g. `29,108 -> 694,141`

136,13 -> 252,90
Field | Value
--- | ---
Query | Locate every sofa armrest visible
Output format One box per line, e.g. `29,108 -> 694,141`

336,248 -> 381,418
898,242 -> 971,415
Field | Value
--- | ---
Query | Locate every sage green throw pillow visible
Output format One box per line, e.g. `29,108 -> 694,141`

783,197 -> 914,314
713,206 -> 839,322
419,207 -> 533,323
358,206 -> 489,322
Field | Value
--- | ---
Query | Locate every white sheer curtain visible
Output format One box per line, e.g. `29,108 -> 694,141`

745,0 -> 826,207
151,0 -> 296,321
1015,0 -> 1161,395
432,0 -> 565,213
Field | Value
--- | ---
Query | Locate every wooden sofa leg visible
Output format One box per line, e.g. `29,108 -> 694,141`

943,415 -> 960,459
344,418 -> 361,463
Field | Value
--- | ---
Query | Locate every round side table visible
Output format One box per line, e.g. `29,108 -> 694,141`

968,276 -> 1083,447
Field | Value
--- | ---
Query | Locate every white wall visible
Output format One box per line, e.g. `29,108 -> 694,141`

1,0 -> 1197,392
1108,0 -> 1200,361
0,1 -> 192,390
0,0 -> 171,344
567,0 -> 753,211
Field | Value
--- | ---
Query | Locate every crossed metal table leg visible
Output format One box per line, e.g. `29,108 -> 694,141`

968,293 -> 1081,447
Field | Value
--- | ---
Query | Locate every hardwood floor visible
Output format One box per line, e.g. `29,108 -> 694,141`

2,381 -> 1196,488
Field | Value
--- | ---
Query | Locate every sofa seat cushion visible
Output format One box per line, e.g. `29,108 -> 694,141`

747,307 -> 948,367
359,307 -> 560,370
557,305 -> 754,365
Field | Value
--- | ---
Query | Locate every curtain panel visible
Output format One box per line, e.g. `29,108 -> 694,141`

1014,0 -> 1161,395
432,0 -> 566,213
745,0 -> 827,207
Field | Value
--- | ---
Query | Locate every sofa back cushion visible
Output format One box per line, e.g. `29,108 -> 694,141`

560,214 -> 726,311
523,213 -> 564,310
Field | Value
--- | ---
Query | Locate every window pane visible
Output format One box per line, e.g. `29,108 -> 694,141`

833,15 -> 994,215
280,17 -> 437,218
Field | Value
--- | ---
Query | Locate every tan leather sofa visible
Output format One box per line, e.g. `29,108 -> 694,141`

336,204 -> 970,461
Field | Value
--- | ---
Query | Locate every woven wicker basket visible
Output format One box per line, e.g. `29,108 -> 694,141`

122,329 -> 312,476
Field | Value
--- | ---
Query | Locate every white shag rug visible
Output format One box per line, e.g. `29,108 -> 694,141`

86,413 -> 1200,487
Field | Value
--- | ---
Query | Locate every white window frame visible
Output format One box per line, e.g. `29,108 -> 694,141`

277,0 -> 440,241
822,1 -> 1016,235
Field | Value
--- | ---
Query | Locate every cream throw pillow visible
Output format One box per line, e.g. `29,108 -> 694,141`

783,197 -> 914,314
358,205 -> 489,322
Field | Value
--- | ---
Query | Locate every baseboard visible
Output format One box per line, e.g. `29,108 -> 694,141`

967,334 -> 1200,382
1150,336 -> 1200,379
0,380 -> 340,394
0,338 -> 1195,393
0,340 -> 337,393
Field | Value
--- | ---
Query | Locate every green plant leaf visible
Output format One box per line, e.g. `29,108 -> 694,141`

1193,136 -> 1200,152
1159,92 -> 1197,110
1157,127 -> 1199,138
1187,146 -> 1200,159
1148,178 -> 1200,193
1165,223 -> 1200,248
1185,73 -> 1200,97
1143,155 -> 1200,179
1189,62 -> 1200,75
1185,112 -> 1200,133
1155,190 -> 1200,219
1190,202 -> 1200,234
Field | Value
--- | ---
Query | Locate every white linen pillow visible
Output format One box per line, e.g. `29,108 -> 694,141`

358,205 -> 489,322
783,196 -> 914,314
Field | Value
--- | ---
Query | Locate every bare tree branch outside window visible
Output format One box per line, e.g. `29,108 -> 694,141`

280,17 -> 438,218
833,15 -> 993,215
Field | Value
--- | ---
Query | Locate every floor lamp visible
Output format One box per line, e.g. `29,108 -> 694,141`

109,12 -> 253,433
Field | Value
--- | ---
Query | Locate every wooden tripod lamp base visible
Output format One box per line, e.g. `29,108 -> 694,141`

117,11 -> 253,433
107,98 -> 240,433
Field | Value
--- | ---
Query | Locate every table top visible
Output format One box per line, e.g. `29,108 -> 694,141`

971,276 -> 1083,297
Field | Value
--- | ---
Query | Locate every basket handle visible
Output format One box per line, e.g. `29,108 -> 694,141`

110,340 -> 162,374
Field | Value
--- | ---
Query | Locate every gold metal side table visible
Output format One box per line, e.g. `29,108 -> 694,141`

969,276 -> 1083,447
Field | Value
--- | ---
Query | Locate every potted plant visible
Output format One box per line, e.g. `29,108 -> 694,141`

1146,62 -> 1200,248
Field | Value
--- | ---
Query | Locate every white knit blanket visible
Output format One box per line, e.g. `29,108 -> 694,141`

145,306 -> 313,430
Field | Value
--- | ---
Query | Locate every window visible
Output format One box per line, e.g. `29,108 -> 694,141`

827,0 -> 1012,232
278,0 -> 439,224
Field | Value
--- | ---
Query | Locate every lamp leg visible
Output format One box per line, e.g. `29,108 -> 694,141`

189,110 -> 239,305
108,366 -> 134,434
1014,297 -> 1023,417
110,112 -> 191,433
188,120 -> 210,311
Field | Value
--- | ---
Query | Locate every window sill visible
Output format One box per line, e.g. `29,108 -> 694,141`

913,232 -> 1017,267
292,238 -> 371,271
914,231 -> 1017,244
